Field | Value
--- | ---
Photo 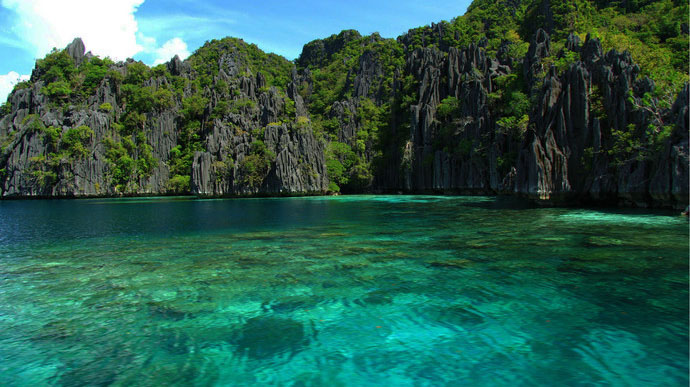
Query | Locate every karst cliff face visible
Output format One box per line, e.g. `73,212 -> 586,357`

379,29 -> 688,208
0,6 -> 687,208
295,25 -> 687,208
0,39 -> 328,198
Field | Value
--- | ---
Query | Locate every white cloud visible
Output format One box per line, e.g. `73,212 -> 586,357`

137,32 -> 157,51
1,0 -> 192,71
153,37 -> 191,65
1,0 -> 145,61
0,71 -> 30,103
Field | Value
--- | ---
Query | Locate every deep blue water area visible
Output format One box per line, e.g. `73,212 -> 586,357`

0,195 -> 687,385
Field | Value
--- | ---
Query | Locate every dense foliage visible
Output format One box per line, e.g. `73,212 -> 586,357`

297,31 -> 405,192
1,0 -> 686,197
190,37 -> 293,89
295,0 -> 687,192
404,0 -> 687,98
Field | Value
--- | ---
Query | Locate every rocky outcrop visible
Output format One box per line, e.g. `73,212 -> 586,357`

0,39 -> 328,198
365,27 -> 687,209
191,121 -> 327,196
297,30 -> 362,69
0,27 -> 687,208
1,81 -> 118,197
188,66 -> 328,196
390,42 -> 506,194
66,38 -> 87,66
511,32 -> 688,209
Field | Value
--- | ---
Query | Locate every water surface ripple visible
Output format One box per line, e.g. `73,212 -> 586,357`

0,195 -> 687,385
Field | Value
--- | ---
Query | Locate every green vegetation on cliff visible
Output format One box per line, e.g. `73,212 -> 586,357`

0,0 -> 686,203
297,31 -> 405,192
406,0 -> 687,96
191,37 -> 293,89
294,0 -> 687,192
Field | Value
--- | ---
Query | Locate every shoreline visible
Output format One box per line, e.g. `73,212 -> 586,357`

1,190 -> 687,213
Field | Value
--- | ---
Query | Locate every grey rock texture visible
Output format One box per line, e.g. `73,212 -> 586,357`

353,27 -> 687,209
0,40 -> 328,198
1,28 -> 687,209
191,120 -> 327,196
511,33 -> 688,208
66,38 -> 87,66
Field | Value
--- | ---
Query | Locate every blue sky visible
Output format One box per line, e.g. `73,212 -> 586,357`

0,0 -> 472,101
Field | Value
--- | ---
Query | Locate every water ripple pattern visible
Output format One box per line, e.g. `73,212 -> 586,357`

0,195 -> 687,386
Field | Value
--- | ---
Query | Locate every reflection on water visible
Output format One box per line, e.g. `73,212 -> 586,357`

0,195 -> 687,385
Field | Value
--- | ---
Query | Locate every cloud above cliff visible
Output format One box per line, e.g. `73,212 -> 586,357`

1,0 -> 146,60
152,37 -> 191,65
0,0 -> 471,103
0,71 -> 29,105
0,0 -> 191,64
0,0 -> 191,101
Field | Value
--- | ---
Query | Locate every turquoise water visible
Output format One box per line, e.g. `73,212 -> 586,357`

0,195 -> 687,386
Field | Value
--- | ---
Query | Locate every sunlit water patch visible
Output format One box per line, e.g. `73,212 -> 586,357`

0,196 -> 687,385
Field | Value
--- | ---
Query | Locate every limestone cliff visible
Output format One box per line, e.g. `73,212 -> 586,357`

296,26 -> 688,209
0,38 -> 328,198
0,10 -> 687,209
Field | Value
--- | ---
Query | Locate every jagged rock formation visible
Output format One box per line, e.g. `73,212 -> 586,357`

295,25 -> 688,209
0,38 -> 328,198
191,122 -> 327,196
513,34 -> 688,207
400,41 -> 505,193
0,5 -> 687,209
188,62 -> 328,196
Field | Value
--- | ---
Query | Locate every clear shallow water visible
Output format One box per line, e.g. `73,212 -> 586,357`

0,195 -> 687,386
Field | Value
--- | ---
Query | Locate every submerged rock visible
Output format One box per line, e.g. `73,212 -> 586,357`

584,236 -> 626,248
160,330 -> 193,355
355,290 -> 393,306
321,280 -> 338,288
33,320 -> 78,342
59,347 -> 135,387
231,316 -> 308,359
432,304 -> 486,327
428,258 -> 473,269
261,295 -> 322,313
148,302 -> 189,321
115,357 -> 215,386
465,240 -> 495,249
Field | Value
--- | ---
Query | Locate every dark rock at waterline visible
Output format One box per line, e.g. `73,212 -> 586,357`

374,27 -> 688,209
1,27 -> 687,209
231,316 -> 308,359
2,39 -> 328,199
